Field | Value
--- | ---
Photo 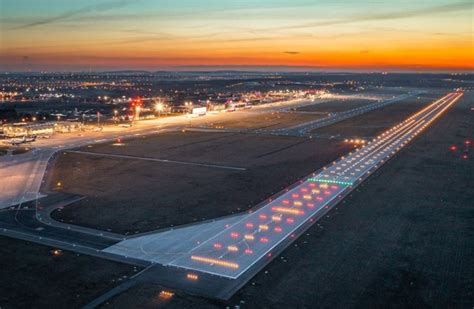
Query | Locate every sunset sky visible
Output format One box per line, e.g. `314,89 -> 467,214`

0,0 -> 473,71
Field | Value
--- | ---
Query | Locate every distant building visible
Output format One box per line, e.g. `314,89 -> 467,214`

2,121 -> 82,137
54,121 -> 82,133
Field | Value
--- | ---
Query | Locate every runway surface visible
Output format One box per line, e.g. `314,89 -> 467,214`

104,92 -> 462,279
269,92 -> 418,136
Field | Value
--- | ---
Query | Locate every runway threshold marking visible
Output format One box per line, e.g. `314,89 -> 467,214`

67,150 -> 247,171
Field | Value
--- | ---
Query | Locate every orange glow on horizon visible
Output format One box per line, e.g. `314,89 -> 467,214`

1,1 -> 472,71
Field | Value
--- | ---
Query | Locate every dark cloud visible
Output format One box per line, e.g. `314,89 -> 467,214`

11,0 -> 131,30
284,51 -> 300,55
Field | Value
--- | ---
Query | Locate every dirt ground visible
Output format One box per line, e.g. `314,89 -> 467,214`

0,236 -> 137,308
101,92 -> 473,308
45,132 -> 352,234
311,94 -> 442,138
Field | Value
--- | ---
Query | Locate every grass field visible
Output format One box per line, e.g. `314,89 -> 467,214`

0,236 -> 137,308
45,132 -> 352,234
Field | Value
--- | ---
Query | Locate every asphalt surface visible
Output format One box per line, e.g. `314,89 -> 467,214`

268,92 -> 420,136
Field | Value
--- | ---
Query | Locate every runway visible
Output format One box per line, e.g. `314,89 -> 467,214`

104,92 -> 462,280
269,92 -> 419,136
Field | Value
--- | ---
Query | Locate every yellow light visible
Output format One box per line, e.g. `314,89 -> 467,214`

259,224 -> 269,231
271,215 -> 281,222
272,207 -> 304,215
159,291 -> 174,299
293,201 -> 303,207
191,255 -> 239,269
227,245 -> 239,252
244,234 -> 255,240
303,195 -> 312,200
187,273 -> 199,281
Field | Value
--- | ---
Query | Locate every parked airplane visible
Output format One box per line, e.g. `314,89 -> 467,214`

5,135 -> 36,145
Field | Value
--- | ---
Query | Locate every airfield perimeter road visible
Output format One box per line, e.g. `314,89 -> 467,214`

101,92 -> 462,300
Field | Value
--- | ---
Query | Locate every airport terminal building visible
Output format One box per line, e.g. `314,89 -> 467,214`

2,121 -> 82,137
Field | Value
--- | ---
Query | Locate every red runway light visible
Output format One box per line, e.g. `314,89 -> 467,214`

230,232 -> 239,239
450,145 -> 457,151
307,202 -> 315,208
245,222 -> 254,229
259,214 -> 268,220
291,193 -> 299,198
465,140 -> 471,145
300,188 -> 308,193
316,196 -> 323,201
282,199 -> 290,204
286,217 -> 295,224
260,237 -> 269,243
213,243 -> 222,249
274,226 -> 282,233
462,154 -> 469,160
244,248 -> 253,254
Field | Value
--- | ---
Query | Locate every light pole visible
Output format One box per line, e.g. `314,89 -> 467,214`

134,105 -> 141,125
184,101 -> 190,115
155,102 -> 163,118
